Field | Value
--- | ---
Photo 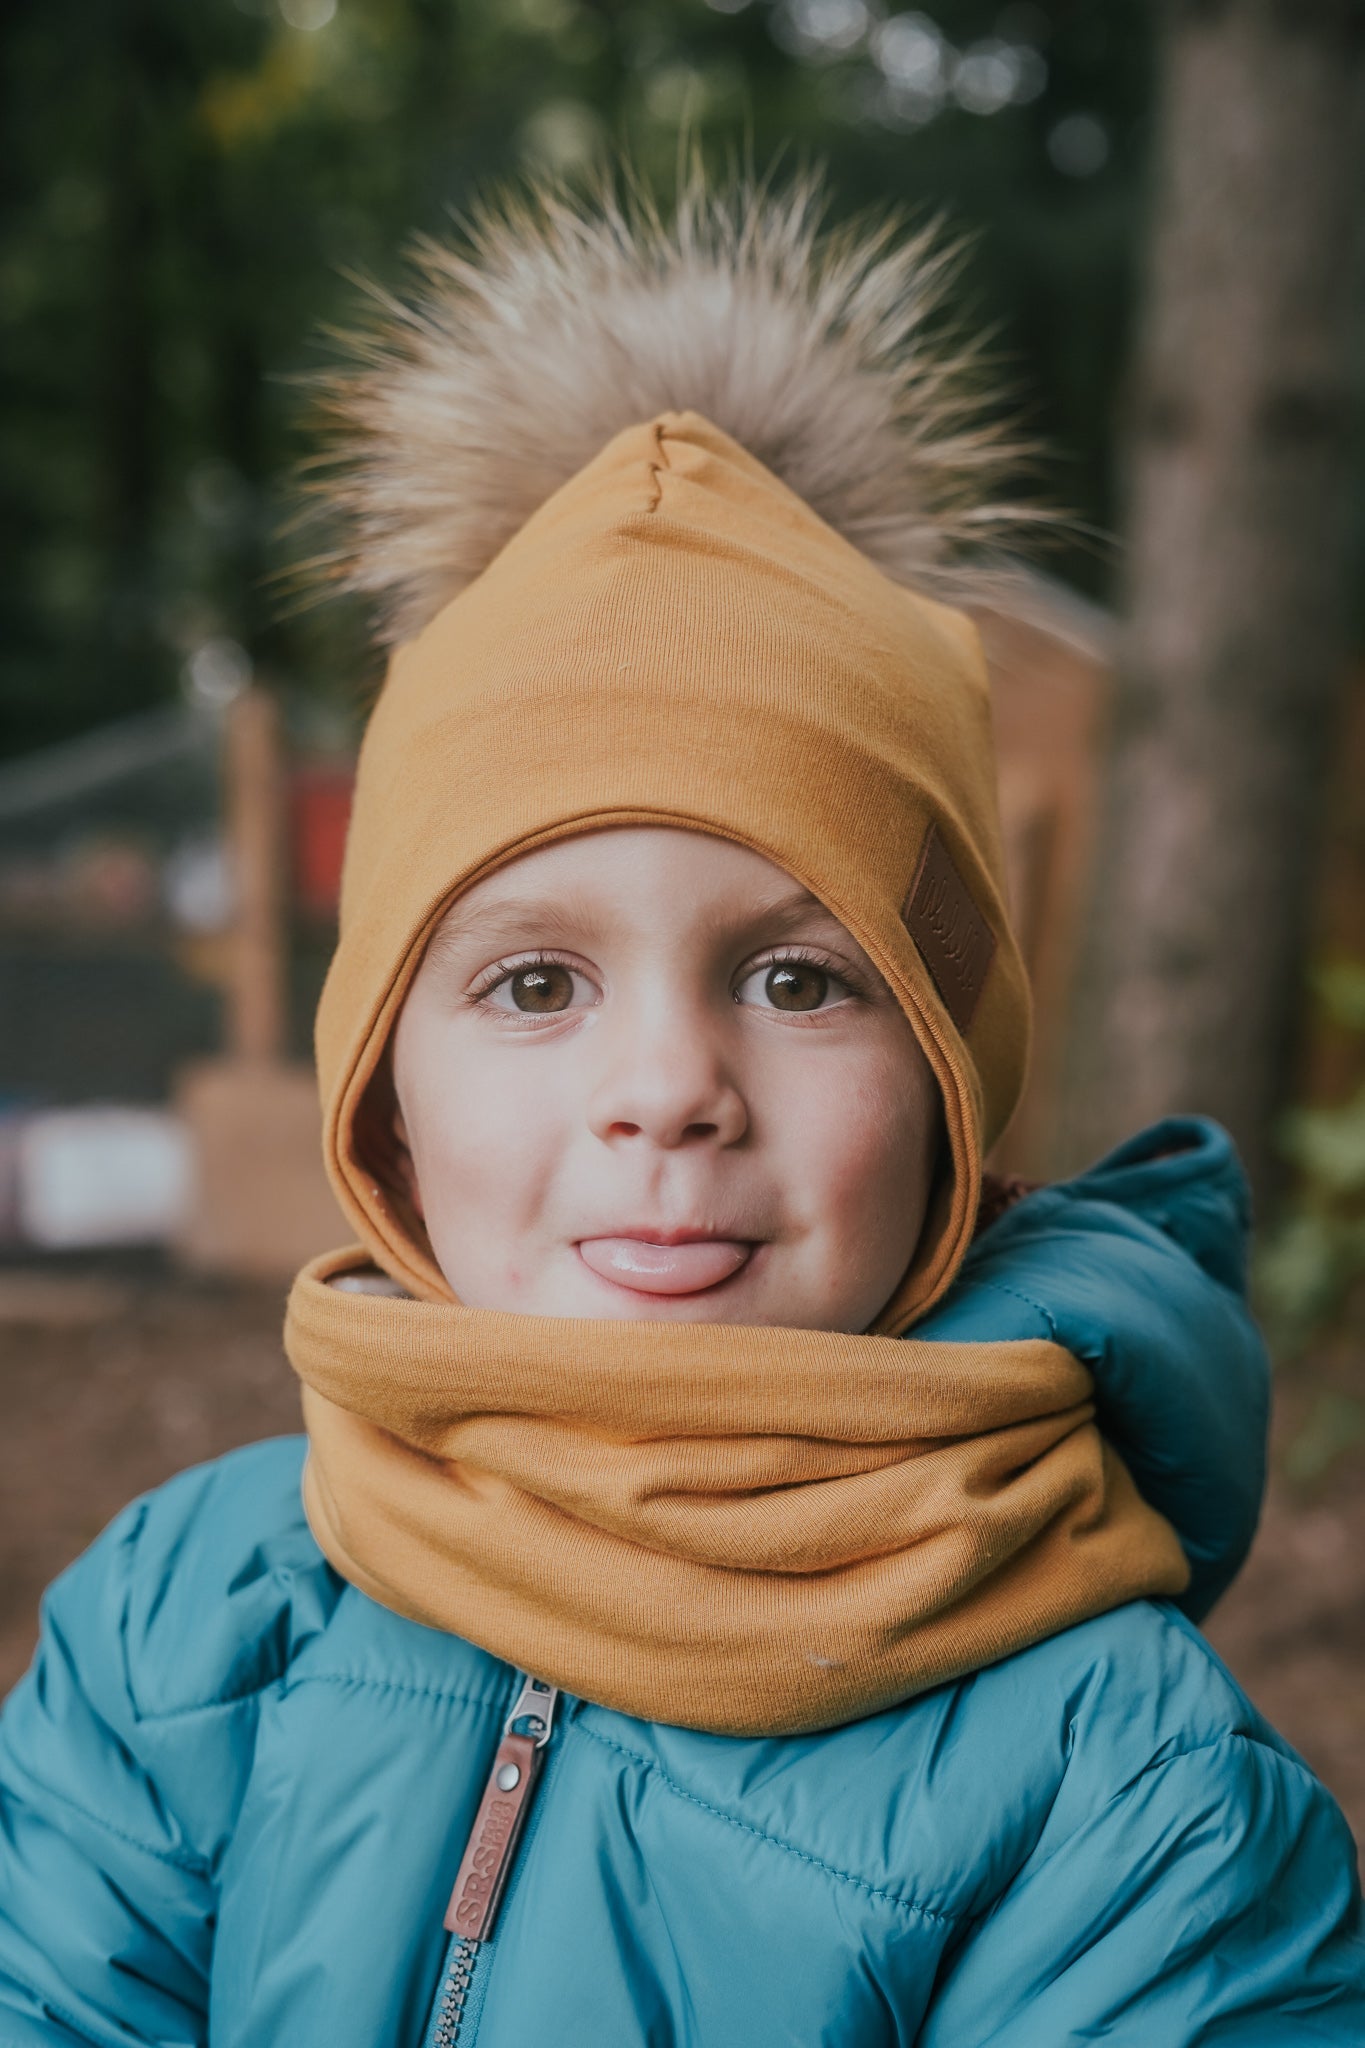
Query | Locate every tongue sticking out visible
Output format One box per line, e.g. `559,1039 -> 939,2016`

577,1238 -> 752,1296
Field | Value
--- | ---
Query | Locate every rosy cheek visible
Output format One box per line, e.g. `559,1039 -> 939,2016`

827,1073 -> 922,1220
427,1052 -> 571,1235
833,1128 -> 890,1232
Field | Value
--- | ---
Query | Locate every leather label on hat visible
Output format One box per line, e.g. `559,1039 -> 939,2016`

902,824 -> 996,1034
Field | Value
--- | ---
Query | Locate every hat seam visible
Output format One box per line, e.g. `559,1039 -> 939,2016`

647,416 -> 668,510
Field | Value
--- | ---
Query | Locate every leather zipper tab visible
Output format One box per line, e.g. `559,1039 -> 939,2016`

443,1675 -> 559,1942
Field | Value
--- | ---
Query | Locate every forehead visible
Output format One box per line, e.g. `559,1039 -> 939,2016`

427,826 -> 844,956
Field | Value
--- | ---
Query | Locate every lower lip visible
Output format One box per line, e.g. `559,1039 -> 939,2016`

576,1237 -> 754,1296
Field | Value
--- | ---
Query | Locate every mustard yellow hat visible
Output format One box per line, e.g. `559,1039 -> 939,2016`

310,178 -> 1034,1332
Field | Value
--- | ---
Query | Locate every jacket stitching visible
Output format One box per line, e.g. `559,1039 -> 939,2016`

1004,1730 -> 1319,1907
573,1722 -> 963,1926
959,1277 -> 1060,1342
134,1685 -> 279,1724
276,1674 -> 507,1713
0,1754 -> 210,1876
139,1675 -> 506,1724
0,1962 -> 159,2045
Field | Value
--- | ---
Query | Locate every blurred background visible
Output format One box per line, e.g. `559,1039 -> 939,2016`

2,0 -> 1363,1843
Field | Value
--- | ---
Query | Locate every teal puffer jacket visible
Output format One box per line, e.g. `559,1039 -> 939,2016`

1,1120 -> 1361,2045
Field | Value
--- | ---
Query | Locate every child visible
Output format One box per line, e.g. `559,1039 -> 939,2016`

1,175 -> 1361,2046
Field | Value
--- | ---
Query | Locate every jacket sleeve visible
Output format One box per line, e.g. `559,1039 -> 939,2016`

0,1500 -> 214,2047
949,1115 -> 1270,1616
918,1729 -> 1365,2044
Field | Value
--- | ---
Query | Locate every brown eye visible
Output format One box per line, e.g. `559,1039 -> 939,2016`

764,962 -> 828,1012
509,964 -> 575,1013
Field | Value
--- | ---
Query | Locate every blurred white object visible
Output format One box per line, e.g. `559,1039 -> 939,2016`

183,638 -> 251,710
17,1107 -> 193,1249
163,834 -> 235,933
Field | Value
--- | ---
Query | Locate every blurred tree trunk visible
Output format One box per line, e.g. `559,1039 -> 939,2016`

1063,0 -> 1365,1199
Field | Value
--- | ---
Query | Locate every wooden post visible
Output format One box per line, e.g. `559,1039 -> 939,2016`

175,687 -> 348,1277
225,687 -> 286,1064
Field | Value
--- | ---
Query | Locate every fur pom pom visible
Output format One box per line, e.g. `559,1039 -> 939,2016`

306,167 -> 1045,645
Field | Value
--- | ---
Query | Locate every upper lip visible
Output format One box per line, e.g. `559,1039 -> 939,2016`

577,1226 -> 756,1245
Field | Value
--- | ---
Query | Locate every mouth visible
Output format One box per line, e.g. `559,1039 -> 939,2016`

574,1230 -> 757,1297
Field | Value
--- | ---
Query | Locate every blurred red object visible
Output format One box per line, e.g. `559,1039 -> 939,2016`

289,762 -> 353,919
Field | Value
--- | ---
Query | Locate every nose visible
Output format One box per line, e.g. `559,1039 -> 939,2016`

586,997 -> 748,1151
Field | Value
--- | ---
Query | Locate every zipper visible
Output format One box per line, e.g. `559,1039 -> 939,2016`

427,1673 -> 559,2048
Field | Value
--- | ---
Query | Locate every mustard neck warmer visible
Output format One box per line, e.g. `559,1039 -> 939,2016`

286,1250 -> 1188,1737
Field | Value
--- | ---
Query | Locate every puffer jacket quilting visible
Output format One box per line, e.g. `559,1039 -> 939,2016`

0,1118 -> 1360,2046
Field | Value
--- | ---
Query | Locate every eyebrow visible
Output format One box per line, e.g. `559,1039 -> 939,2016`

424,880 -> 845,969
425,890 -> 618,967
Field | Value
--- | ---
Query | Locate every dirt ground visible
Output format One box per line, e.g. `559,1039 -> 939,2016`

1,1262 -> 1361,1856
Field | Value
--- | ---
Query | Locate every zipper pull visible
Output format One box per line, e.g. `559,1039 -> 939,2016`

443,1674 -> 559,1942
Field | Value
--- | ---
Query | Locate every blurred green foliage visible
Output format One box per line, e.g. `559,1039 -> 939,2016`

1,0 -> 1157,760
1257,958 -> 1365,1361
1282,1388 -> 1365,1489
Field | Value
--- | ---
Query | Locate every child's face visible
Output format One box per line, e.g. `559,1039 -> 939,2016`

390,827 -> 940,1331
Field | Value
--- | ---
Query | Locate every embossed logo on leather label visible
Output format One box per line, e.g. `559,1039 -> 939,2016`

902,824 -> 996,1034
444,1731 -> 540,1941
451,1794 -> 517,1935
